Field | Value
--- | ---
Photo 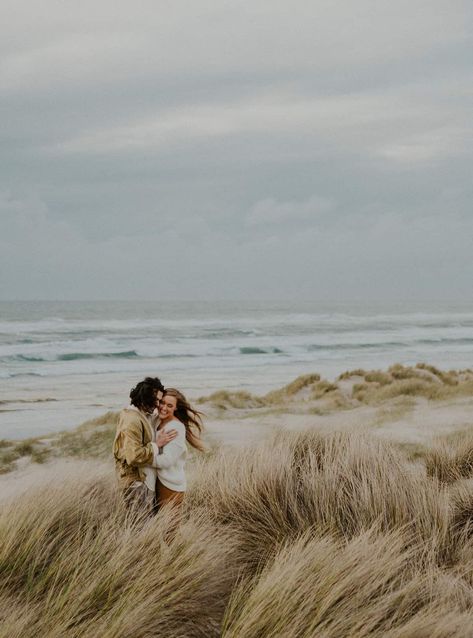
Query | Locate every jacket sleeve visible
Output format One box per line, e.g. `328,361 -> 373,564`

117,415 -> 157,467
153,422 -> 186,469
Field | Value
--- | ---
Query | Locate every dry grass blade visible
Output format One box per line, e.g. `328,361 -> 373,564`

222,529 -> 473,638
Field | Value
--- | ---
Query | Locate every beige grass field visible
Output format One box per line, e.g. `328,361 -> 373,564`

2,363 -> 473,637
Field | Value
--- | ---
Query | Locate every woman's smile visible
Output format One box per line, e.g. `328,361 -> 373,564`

159,395 -> 177,423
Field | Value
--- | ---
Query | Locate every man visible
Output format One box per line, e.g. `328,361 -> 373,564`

113,376 -> 177,514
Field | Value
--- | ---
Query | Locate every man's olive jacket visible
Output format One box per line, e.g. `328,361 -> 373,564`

113,408 -> 157,489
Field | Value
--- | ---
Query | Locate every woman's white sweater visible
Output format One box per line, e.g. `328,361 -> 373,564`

153,419 -> 187,492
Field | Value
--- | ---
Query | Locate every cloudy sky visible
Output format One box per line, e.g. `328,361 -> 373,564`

1,0 -> 472,301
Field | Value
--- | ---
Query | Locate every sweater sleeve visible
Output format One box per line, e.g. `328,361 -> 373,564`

153,421 -> 186,470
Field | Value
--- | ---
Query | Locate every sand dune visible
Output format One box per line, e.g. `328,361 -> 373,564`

2,364 -> 473,498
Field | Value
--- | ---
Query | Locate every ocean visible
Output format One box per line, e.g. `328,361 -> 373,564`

1,300 -> 473,439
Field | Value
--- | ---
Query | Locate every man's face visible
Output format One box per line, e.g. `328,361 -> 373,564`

155,390 -> 164,408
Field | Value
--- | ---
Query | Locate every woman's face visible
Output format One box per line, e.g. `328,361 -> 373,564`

158,394 -> 177,421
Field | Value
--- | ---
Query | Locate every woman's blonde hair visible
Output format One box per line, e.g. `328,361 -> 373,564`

163,388 -> 205,452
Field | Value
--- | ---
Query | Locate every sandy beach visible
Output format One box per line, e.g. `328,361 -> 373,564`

2,364 -> 473,499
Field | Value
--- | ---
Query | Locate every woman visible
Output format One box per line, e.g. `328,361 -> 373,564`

153,388 -> 205,512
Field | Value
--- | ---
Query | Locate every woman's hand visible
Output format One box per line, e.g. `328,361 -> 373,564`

156,428 -> 177,448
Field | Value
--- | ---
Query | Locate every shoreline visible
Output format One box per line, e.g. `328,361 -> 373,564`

3,300 -> 473,440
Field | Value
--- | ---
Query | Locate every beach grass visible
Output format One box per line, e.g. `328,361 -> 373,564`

423,430 -> 473,484
0,412 -> 120,474
3,424 -> 473,636
348,364 -> 473,404
199,364 -> 473,412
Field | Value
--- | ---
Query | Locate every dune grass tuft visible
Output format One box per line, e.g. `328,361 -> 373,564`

0,438 -> 54,473
187,429 -> 450,568
0,412 -> 119,474
351,365 -> 473,405
424,431 -> 473,484
197,374 -> 324,410
196,390 -> 265,410
310,379 -> 338,399
264,373 -> 321,402
0,471 -> 240,638
364,370 -> 393,385
222,528 -> 473,638
337,368 -> 367,380
54,411 -> 120,458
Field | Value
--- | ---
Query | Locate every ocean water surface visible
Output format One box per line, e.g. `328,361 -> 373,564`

1,300 -> 473,439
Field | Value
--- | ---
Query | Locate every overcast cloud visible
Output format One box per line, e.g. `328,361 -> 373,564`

1,0 -> 472,300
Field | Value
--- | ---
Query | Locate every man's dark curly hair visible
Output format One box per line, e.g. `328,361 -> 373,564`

129,377 -> 164,413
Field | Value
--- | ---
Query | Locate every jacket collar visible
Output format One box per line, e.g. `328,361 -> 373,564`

126,405 -> 154,440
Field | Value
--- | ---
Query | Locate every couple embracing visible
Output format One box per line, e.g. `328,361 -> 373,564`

112,376 -> 204,516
